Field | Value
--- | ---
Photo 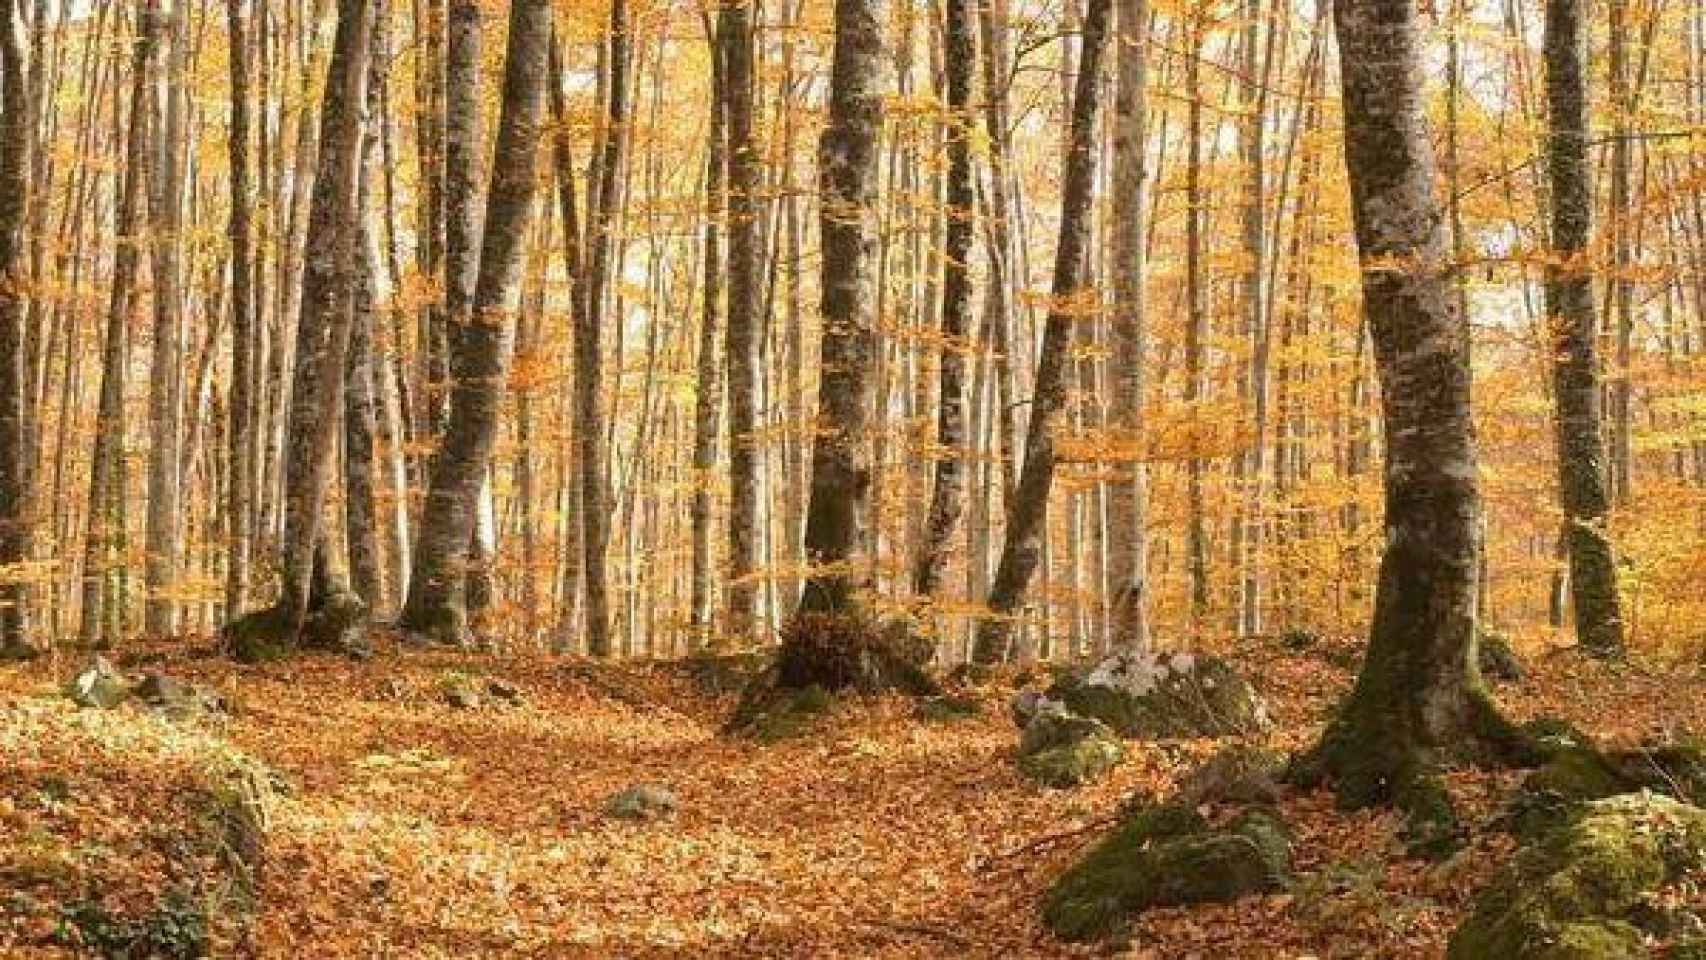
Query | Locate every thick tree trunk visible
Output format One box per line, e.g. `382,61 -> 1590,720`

1106,0 -> 1149,652
795,0 -> 887,618
345,68 -> 384,611
724,0 -> 761,637
399,0 -> 551,643
1542,0 -> 1626,657
0,0 -> 31,653
911,0 -> 974,600
971,0 -> 1111,664
1293,0 -> 1535,815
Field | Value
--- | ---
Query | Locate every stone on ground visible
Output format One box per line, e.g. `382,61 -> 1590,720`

1479,630 -> 1526,682
1450,793 -> 1706,959
64,657 -> 130,709
1017,707 -> 1125,789
606,783 -> 679,821
1046,650 -> 1270,739
1175,744 -> 1286,807
1043,803 -> 1292,942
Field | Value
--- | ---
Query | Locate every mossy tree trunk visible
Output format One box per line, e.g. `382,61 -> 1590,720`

795,0 -> 886,621
1293,0 -> 1536,811
1542,0 -> 1626,659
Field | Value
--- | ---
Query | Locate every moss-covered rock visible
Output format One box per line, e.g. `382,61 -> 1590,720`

1397,772 -> 1466,859
1046,651 -> 1271,740
1524,718 -> 1598,758
1017,708 -> 1125,788
724,673 -> 834,741
1480,630 -> 1527,682
63,657 -> 129,709
1669,936 -> 1706,959
1019,735 -> 1126,789
1042,803 -> 1290,942
1510,741 -> 1706,840
1175,744 -> 1285,807
1449,794 -> 1706,959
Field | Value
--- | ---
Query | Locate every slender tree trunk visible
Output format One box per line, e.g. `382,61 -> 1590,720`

547,32 -> 584,648
689,12 -> 725,644
1107,0 -> 1149,651
1294,0 -> 1534,813
912,0 -> 974,600
225,0 -> 256,618
577,0 -> 627,657
1183,10 -> 1209,623
345,36 -> 385,610
724,0 -> 761,636
971,0 -> 1111,663
144,0 -> 189,637
399,0 -> 551,643
1542,0 -> 1626,657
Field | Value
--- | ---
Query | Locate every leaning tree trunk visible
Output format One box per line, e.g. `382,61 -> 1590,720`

1541,0 -> 1626,658
911,0 -> 974,600
0,0 -> 30,654
399,0 -> 551,644
1292,0 -> 1536,817
1106,0 -> 1149,652
970,0 -> 1110,664
225,0 -> 372,653
794,0 -> 887,619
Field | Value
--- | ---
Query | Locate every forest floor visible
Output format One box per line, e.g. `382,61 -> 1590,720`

3,633 -> 1704,958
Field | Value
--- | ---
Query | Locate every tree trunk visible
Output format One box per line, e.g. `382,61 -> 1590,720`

225,0 -> 257,620
400,0 -> 551,644
911,0 -> 974,600
577,0 -> 628,657
724,0 -> 761,637
971,0 -> 1111,664
1542,0 -> 1626,657
345,46 -> 384,611
1106,0 -> 1149,652
795,0 -> 887,619
231,0 -> 371,644
689,12 -> 725,644
1183,10 -> 1209,623
1293,0 -> 1535,816
0,0 -> 31,653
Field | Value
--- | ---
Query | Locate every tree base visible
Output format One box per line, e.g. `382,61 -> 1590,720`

224,591 -> 370,664
1289,685 -> 1542,858
772,609 -> 938,696
398,597 -> 470,649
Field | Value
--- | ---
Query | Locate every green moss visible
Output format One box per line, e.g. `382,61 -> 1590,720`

1042,804 -> 1289,942
1450,794 -> 1706,959
1668,936 -> 1706,959
223,607 -> 296,663
1479,630 -> 1527,682
725,678 -> 833,742
1018,736 -> 1125,789
1524,718 -> 1598,759
913,694 -> 982,722
1396,774 -> 1464,859
1530,921 -> 1645,960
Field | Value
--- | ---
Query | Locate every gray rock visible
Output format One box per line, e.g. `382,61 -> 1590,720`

1047,650 -> 1271,739
606,783 -> 679,821
1018,707 -> 1126,789
1010,689 -> 1061,729
134,673 -> 226,719
64,657 -> 130,709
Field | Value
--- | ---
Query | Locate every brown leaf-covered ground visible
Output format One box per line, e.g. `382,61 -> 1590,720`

3,637 -> 1704,958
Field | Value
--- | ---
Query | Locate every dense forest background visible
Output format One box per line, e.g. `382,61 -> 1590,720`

0,0 -> 1700,657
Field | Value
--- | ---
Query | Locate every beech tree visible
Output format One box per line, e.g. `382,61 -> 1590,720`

400,0 -> 552,644
1542,0 -> 1626,658
0,0 -> 29,655
1291,0 -> 1537,825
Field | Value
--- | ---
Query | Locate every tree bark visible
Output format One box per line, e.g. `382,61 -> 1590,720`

724,0 -> 761,636
1542,0 -> 1626,657
225,0 -> 256,620
0,0 -> 32,653
1106,0 -> 1149,652
689,12 -> 725,644
911,0 -> 974,600
971,0 -> 1111,663
795,0 -> 887,619
399,0 -> 551,643
1293,0 -> 1535,813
